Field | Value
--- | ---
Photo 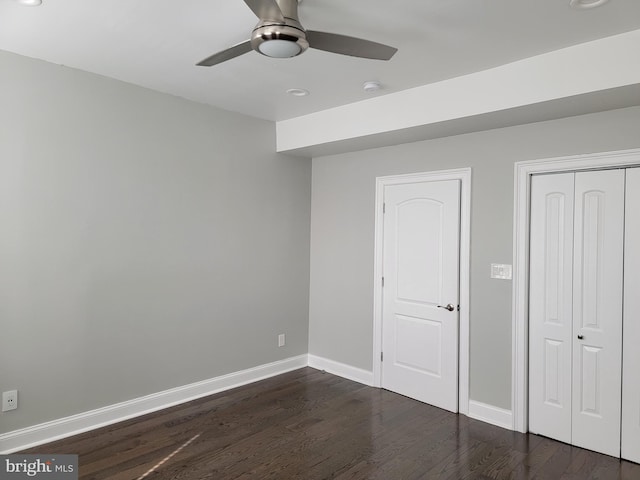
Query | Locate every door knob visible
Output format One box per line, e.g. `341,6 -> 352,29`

577,335 -> 584,340
438,304 -> 455,312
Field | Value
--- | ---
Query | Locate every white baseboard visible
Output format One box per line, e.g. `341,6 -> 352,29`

1,355 -> 512,454
307,354 -> 374,386
0,354 -> 308,454
467,399 -> 513,431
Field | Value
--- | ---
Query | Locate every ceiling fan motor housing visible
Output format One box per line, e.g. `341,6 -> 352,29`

251,22 -> 309,58
250,0 -> 308,58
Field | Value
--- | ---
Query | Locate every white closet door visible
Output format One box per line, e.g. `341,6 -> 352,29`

529,173 -> 574,443
571,169 -> 625,457
622,167 -> 640,463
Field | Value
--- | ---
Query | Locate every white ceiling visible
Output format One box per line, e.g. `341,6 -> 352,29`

2,0 -> 640,122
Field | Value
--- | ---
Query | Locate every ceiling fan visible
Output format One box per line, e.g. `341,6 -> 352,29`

196,0 -> 397,67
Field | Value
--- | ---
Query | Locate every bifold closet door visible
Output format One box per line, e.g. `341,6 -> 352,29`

529,169 -> 625,458
622,167 -> 640,463
529,172 -> 574,444
571,169 -> 624,457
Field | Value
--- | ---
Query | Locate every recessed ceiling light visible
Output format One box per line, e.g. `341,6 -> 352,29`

16,0 -> 42,6
569,0 -> 610,9
363,81 -> 382,93
286,88 -> 310,97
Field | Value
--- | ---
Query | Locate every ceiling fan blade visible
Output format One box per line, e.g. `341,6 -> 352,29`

306,30 -> 397,61
196,40 -> 253,67
243,0 -> 285,22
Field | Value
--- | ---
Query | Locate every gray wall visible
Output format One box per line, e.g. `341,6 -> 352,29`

0,50 -> 311,434
309,106 -> 640,409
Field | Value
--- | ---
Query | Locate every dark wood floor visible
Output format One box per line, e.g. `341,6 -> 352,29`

23,367 -> 640,479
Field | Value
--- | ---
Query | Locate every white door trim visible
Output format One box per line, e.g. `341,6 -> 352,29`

373,168 -> 471,415
512,148 -> 640,432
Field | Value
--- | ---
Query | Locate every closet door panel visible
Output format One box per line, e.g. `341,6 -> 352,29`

529,173 -> 574,443
622,167 -> 640,463
571,169 -> 624,457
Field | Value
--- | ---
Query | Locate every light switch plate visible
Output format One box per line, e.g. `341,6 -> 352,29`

491,263 -> 512,280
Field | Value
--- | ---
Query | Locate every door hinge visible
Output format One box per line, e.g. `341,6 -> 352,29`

382,276 -> 385,287
383,203 -> 386,214
381,351 -> 384,362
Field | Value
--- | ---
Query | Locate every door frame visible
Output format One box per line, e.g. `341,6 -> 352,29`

512,147 -> 640,432
373,168 -> 472,415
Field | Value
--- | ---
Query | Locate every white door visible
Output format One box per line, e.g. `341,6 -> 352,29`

529,169 -> 625,458
381,180 -> 460,412
571,169 -> 624,457
529,172 -> 574,444
622,167 -> 640,463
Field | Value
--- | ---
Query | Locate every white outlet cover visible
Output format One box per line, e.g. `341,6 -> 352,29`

490,263 -> 513,280
2,390 -> 18,412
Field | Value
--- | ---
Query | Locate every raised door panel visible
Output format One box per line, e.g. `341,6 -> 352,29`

396,199 -> 443,305
622,167 -> 640,463
394,314 -> 442,376
382,179 -> 460,412
529,173 -> 574,443
571,169 -> 624,458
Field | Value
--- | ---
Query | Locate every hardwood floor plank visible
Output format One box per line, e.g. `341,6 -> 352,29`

20,368 -> 640,479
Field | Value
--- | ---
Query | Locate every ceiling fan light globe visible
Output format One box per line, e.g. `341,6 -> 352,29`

258,39 -> 302,58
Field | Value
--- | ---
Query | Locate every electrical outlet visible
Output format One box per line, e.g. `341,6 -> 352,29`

278,334 -> 286,347
2,390 -> 18,412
